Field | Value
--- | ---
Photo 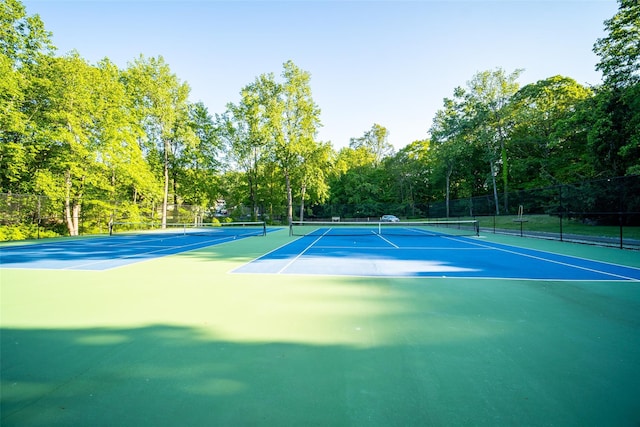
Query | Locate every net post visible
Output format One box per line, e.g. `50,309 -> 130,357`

475,220 -> 480,236
109,220 -> 114,236
289,223 -> 293,236
262,221 -> 267,236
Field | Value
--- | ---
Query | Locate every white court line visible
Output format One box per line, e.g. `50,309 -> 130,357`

376,233 -> 399,248
276,229 -> 475,274
312,245 -> 491,251
276,231 -> 329,274
443,236 -> 640,281
247,270 -> 637,282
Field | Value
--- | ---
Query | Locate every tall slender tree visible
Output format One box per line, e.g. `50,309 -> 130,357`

429,90 -> 475,217
349,123 -> 394,166
178,101 -> 220,208
266,61 -> 322,224
294,141 -> 332,221
464,68 -> 522,214
124,55 -> 192,227
220,76 -> 274,219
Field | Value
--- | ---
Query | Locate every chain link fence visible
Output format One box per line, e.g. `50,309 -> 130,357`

0,194 -> 209,241
306,175 -> 640,249
3,175 -> 639,248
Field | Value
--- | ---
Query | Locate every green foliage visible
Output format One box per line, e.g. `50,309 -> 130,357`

0,0 -> 54,65
349,123 -> 394,165
1,0 -> 54,194
2,0 -> 639,240
509,76 -> 593,186
0,224 -> 59,241
593,0 -> 640,88
587,0 -> 640,177
221,60 -> 323,223
124,55 -> 196,227
579,85 -> 640,177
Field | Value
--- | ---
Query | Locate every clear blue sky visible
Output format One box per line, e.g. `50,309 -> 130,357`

24,0 -> 619,150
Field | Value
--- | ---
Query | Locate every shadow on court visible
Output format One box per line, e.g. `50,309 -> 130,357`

3,282 -> 640,426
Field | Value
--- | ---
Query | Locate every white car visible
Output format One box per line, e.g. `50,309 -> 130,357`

380,215 -> 400,222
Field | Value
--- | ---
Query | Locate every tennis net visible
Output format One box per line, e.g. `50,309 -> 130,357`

289,220 -> 479,237
110,221 -> 267,237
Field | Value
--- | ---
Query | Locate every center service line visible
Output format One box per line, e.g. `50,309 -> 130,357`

276,229 -> 330,274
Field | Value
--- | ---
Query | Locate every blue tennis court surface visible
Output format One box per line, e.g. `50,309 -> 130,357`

0,230 -> 261,271
234,232 -> 640,281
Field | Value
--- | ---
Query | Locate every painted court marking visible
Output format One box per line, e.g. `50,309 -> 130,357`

277,233 -> 326,274
448,236 -> 639,281
0,233 -> 243,271
233,233 -> 640,281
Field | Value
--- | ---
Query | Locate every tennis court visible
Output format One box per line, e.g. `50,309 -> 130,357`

0,222 -> 268,271
235,221 -> 640,281
2,224 -> 640,426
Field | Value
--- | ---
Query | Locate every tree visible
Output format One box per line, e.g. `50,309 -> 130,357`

590,0 -> 640,176
124,55 -> 192,227
383,140 -> 432,217
349,123 -> 394,165
34,54 -> 101,235
0,0 -> 54,193
0,51 -> 31,191
508,75 -> 593,186
326,145 -> 375,217
0,0 -> 53,67
464,68 -> 523,214
593,0 -> 640,89
429,90 -> 479,217
25,54 -> 154,235
178,102 -> 220,208
220,76 -> 274,220
218,61 -> 323,223
265,60 -> 322,224
294,141 -> 332,221
92,58 -> 160,225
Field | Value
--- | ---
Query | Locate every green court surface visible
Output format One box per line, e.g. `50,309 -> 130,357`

2,230 -> 640,426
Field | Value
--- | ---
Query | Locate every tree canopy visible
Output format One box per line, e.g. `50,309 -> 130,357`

1,0 -> 638,236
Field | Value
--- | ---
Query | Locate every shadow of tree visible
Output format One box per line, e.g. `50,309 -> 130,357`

1,324 -> 420,426
2,318 -> 640,426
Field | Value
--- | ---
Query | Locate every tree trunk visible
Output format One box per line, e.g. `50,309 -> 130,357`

248,168 -> 257,221
285,171 -> 293,225
173,171 -> 178,206
299,183 -> 306,222
501,143 -> 509,213
445,164 -> 452,218
72,203 -> 81,236
64,199 -> 75,236
490,160 -> 500,216
250,148 -> 258,221
161,140 -> 169,229
64,170 -> 81,236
